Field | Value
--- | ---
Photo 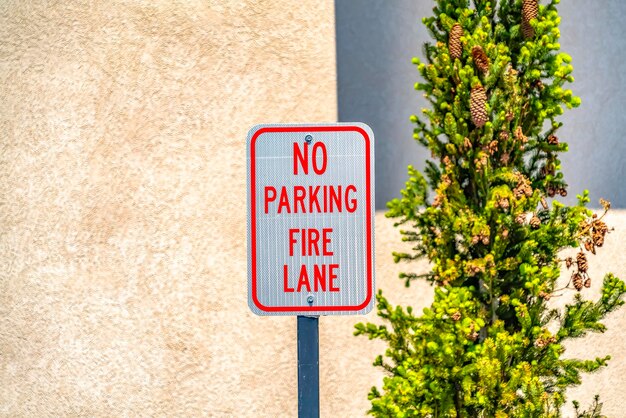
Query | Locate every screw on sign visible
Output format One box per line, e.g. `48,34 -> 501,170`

247,123 -> 375,417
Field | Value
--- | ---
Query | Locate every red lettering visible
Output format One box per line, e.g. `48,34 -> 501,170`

314,265 -> 326,291
307,229 -> 320,256
285,263 -> 339,293
277,186 -> 291,214
312,142 -> 328,175
289,229 -> 331,256
322,228 -> 333,256
297,265 -> 311,292
265,185 -> 358,215
283,265 -> 294,292
293,142 -> 308,175
294,186 -> 306,213
289,229 -> 298,256
264,186 -> 276,214
329,264 -> 340,291
329,185 -> 342,212
309,186 -> 321,213
345,185 -> 357,213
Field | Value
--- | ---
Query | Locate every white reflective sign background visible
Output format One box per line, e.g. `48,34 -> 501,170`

247,123 -> 375,316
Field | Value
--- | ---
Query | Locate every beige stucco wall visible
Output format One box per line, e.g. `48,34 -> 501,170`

0,1 -> 625,417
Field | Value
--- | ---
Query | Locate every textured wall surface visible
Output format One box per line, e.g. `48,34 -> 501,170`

0,1 -> 341,416
336,0 -> 626,209
1,1 -> 625,417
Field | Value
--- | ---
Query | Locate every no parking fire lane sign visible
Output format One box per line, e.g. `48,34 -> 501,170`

247,123 -> 375,316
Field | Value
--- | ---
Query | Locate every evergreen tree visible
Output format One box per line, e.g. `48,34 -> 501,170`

355,1 -> 626,416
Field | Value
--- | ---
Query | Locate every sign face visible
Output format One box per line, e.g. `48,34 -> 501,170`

247,123 -> 375,316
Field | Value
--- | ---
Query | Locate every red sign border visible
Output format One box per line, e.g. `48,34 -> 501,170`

249,125 -> 373,312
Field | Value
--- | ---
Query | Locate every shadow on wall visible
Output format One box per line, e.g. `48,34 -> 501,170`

335,0 -> 626,210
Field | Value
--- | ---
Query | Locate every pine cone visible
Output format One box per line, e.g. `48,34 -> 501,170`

547,134 -> 559,145
525,186 -> 533,198
515,213 -> 526,225
584,278 -> 592,288
540,197 -> 548,210
592,220 -> 608,235
451,311 -> 462,321
471,45 -> 490,74
472,234 -> 490,246
513,176 -> 533,199
449,24 -> 464,60
476,153 -> 488,168
530,214 -> 541,229
498,197 -> 510,210
464,137 -> 472,149
522,0 -> 538,39
466,324 -> 479,342
559,188 -> 567,197
514,126 -> 528,144
593,232 -> 604,247
534,336 -> 556,348
565,257 -> 573,269
470,86 -> 488,128
576,251 -> 588,272
573,272 -> 583,291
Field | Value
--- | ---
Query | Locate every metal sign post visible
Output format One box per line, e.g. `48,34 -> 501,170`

297,316 -> 319,418
247,123 -> 375,415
